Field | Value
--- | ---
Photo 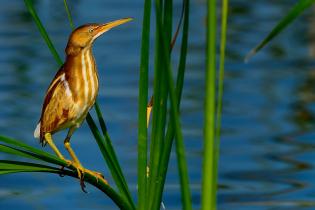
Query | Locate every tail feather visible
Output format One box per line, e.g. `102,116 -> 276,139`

34,123 -> 40,139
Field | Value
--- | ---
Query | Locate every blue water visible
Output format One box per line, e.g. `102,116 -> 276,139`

1,0 -> 315,209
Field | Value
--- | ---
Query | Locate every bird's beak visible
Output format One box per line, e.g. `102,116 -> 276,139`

93,18 -> 133,39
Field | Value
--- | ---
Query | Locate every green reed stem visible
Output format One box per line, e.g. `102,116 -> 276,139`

138,0 -> 151,209
93,104 -> 135,209
24,0 -> 62,65
150,0 -> 190,209
246,0 -> 315,61
63,0 -> 74,30
212,0 -> 229,209
154,0 -> 192,209
202,0 -> 217,209
148,3 -> 168,209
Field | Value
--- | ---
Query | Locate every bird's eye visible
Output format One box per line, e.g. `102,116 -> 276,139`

88,28 -> 94,33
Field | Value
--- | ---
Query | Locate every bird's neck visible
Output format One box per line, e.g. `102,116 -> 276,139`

65,47 -> 96,74
64,47 -> 99,103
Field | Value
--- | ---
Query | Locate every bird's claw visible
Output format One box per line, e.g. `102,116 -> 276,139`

59,159 -> 72,177
85,169 -> 106,184
58,160 -> 107,192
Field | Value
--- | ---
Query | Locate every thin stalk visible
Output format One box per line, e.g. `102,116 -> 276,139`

148,0 -> 173,208
86,114 -> 135,210
63,0 -> 74,30
151,0 -> 190,208
213,0 -> 228,206
24,0 -> 62,65
138,0 -> 152,208
201,0 -> 217,209
93,105 -> 135,208
148,2 -> 168,208
154,0 -> 192,209
246,0 -> 315,61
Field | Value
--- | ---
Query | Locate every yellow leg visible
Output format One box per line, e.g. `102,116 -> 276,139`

64,127 -> 83,166
64,127 -> 107,190
44,133 -> 66,160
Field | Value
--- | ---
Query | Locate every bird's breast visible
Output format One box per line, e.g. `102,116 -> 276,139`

65,49 -> 99,121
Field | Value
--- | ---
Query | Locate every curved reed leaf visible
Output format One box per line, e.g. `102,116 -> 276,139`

0,160 -> 132,209
0,160 -> 61,171
0,136 -> 67,166
245,0 -> 315,61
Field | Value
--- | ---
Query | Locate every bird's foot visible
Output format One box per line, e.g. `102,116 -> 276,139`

67,161 -> 107,192
69,162 -> 88,193
84,169 -> 107,184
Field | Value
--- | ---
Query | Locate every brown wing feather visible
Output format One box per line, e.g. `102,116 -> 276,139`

39,66 -> 76,139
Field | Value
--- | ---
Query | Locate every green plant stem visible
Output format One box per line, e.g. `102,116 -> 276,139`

202,0 -> 217,209
63,0 -> 74,30
148,2 -> 168,208
0,158 -> 131,209
246,0 -> 315,61
138,0 -> 151,209
151,0 -> 190,209
153,0 -> 192,209
86,114 -> 135,210
213,0 -> 228,205
94,104 -> 130,194
24,0 -> 62,65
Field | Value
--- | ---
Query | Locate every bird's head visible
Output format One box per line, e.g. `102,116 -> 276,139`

66,17 -> 132,55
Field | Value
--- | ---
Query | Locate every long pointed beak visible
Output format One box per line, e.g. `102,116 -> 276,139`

94,17 -> 132,38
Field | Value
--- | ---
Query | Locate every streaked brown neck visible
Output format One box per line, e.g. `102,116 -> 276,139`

64,44 -> 99,103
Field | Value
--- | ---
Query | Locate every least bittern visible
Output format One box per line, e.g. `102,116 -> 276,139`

34,18 -> 132,190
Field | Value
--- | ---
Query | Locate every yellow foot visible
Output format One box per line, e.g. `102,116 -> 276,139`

85,169 -> 107,184
67,161 -> 108,192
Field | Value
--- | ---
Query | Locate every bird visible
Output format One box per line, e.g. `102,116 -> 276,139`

33,18 -> 132,190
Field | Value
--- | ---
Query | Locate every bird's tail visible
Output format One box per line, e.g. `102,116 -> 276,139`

34,123 -> 41,139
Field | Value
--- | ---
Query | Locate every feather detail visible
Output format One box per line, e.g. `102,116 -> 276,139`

34,122 -> 40,139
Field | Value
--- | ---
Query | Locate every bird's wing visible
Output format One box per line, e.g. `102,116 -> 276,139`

39,67 -> 76,139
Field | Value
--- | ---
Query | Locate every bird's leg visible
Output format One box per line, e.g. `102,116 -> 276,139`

44,133 -> 69,164
64,127 -> 106,191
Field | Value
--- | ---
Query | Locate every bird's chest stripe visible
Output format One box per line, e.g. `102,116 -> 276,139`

81,51 -> 89,104
80,50 -> 97,110
86,50 -> 96,101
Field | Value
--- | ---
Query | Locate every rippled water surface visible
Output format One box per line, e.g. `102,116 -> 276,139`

1,0 -> 315,209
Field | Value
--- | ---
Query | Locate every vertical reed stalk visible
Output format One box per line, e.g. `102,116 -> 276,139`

138,0 -> 152,208
202,0 -> 217,209
153,0 -> 192,209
